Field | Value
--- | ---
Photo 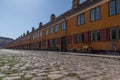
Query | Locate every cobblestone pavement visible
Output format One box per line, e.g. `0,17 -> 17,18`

0,49 -> 120,80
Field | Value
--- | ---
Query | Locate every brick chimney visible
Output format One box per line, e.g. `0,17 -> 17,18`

23,33 -> 25,36
50,14 -> 56,22
32,27 -> 35,32
39,22 -> 43,28
27,30 -> 29,34
72,0 -> 80,9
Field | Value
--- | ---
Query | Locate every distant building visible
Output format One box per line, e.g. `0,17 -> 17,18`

6,0 -> 120,52
0,37 -> 13,48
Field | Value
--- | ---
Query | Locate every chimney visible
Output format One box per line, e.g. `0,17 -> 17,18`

72,0 -> 80,9
23,33 -> 25,36
39,22 -> 43,28
50,14 -> 56,22
32,27 -> 35,32
27,30 -> 29,34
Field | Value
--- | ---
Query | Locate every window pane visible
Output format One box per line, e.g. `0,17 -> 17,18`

55,25 -> 59,32
96,31 -> 100,41
64,22 -> 66,30
91,9 -> 95,21
91,32 -> 96,41
78,14 -> 84,25
109,1 -> 116,16
46,29 -> 48,35
77,15 -> 81,25
81,14 -> 85,24
110,28 -> 117,40
50,27 -> 53,33
96,7 -> 100,20
117,0 -> 120,13
62,21 -> 66,30
81,34 -> 84,42
39,32 -> 42,37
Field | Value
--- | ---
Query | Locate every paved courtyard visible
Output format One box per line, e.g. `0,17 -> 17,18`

0,49 -> 120,80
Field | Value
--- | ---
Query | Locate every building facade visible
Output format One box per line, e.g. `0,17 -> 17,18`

7,0 -> 120,52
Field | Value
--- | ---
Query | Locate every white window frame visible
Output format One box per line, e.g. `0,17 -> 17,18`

55,25 -> 59,32
77,34 -> 84,43
90,7 -> 100,22
39,31 -> 42,37
46,29 -> 49,36
77,13 -> 85,25
110,27 -> 120,40
91,31 -> 100,42
50,27 -> 53,34
62,21 -> 66,30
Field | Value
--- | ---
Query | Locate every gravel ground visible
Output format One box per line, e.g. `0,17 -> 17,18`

0,49 -> 120,80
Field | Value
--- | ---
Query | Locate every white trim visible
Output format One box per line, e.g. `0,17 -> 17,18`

91,31 -> 100,42
110,28 -> 117,40
40,0 -> 110,31
24,0 -> 110,39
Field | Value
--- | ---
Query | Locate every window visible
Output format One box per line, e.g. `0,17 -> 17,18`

33,35 -> 35,39
46,29 -> 48,36
96,7 -> 100,20
62,21 -> 67,30
91,31 -> 101,41
50,27 -> 53,34
55,38 -> 58,45
35,32 -> 38,38
77,13 -> 85,25
110,27 -> 120,40
116,0 -> 120,13
39,31 -> 42,37
55,25 -> 59,32
90,7 -> 100,21
91,9 -> 95,21
77,34 -> 84,43
109,0 -> 116,16
96,31 -> 101,41
109,0 -> 120,16
37,32 -> 39,38
50,39 -> 54,47
110,28 -> 117,40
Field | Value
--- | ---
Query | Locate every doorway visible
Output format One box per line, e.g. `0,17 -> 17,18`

61,37 -> 67,51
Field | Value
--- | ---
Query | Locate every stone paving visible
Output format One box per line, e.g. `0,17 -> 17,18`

0,49 -> 120,80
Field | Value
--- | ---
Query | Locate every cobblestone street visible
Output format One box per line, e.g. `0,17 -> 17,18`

0,49 -> 120,80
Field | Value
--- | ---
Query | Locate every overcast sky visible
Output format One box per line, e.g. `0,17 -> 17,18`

0,0 -> 85,39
